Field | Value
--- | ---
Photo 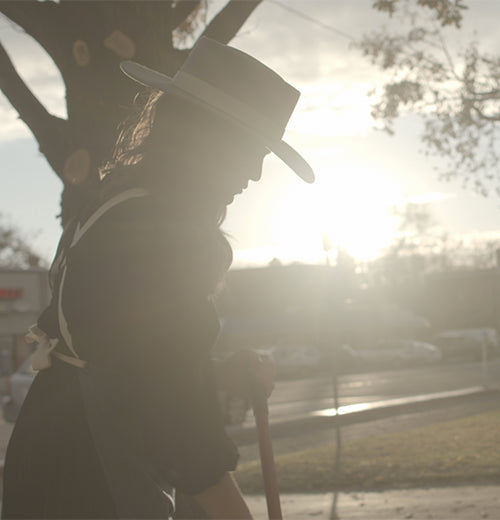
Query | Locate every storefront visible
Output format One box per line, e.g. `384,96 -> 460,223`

0,269 -> 50,373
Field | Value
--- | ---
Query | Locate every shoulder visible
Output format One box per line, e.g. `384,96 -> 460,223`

70,193 -> 203,271
74,192 -> 165,248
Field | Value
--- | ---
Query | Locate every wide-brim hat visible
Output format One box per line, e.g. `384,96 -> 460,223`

120,36 -> 314,183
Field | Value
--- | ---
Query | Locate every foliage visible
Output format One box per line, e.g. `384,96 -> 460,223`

361,201 -> 500,294
389,201 -> 439,255
0,214 -> 46,269
387,201 -> 500,269
357,0 -> 500,196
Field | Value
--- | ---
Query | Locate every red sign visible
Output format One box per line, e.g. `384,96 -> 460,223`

0,288 -> 23,300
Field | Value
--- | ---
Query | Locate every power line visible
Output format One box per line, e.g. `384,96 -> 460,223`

268,0 -> 356,42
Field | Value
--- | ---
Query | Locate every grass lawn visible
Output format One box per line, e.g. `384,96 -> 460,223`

235,409 -> 500,493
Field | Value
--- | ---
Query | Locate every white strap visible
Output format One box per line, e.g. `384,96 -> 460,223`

25,324 -> 59,371
52,350 -> 87,369
26,323 -> 87,369
30,188 -> 149,370
57,265 -> 83,363
58,188 -> 149,366
70,188 -> 148,248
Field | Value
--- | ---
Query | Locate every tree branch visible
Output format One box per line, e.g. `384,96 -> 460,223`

435,29 -> 462,82
0,1 -> 65,69
472,89 -> 500,100
0,40 -> 69,176
472,105 -> 500,122
200,0 -> 262,44
0,1 -> 55,35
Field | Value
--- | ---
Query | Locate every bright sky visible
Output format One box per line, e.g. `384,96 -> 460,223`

1,0 -> 500,267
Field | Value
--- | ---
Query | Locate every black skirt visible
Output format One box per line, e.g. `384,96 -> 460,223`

1,360 -> 174,519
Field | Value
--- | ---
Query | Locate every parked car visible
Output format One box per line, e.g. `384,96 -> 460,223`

342,339 -> 442,368
2,355 -> 37,423
432,328 -> 500,361
2,353 -> 250,426
258,344 -> 321,378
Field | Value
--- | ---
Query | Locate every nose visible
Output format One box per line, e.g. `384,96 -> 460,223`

249,154 -> 266,182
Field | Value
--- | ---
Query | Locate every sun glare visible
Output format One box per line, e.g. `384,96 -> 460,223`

271,165 -> 400,264
289,82 -> 375,138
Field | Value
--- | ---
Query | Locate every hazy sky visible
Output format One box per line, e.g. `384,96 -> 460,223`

1,0 -> 500,267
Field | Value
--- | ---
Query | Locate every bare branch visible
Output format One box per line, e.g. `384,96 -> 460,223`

472,89 -> 500,100
472,106 -> 500,122
200,0 -> 262,44
0,40 -> 68,176
436,29 -> 461,82
0,1 -> 64,65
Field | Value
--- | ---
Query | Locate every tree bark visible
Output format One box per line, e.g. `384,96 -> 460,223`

0,40 -> 69,176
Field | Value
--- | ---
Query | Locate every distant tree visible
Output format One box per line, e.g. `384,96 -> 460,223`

374,200 -> 499,277
389,201 -> 439,256
0,214 -> 45,269
358,0 -> 500,196
0,0 -> 262,225
365,201 -> 442,290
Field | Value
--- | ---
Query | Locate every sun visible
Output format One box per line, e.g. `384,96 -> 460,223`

272,165 -> 400,263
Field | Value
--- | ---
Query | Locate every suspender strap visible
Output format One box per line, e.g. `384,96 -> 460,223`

69,188 -> 148,248
29,188 -> 149,370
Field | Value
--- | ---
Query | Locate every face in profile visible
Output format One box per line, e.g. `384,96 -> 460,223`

213,128 -> 270,206
192,110 -> 271,206
148,94 -> 271,210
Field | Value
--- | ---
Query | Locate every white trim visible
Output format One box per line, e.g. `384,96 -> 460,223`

70,188 -> 148,248
56,188 -> 149,368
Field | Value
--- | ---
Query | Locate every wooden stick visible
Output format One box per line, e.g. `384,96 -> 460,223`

251,385 -> 283,520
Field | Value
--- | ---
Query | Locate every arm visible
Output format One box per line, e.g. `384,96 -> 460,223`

194,472 -> 252,520
63,200 -> 241,496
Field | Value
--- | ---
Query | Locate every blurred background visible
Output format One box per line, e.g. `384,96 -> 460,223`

1,1 -> 499,517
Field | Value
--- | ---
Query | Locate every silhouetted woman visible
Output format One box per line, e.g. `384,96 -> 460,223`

2,37 -> 314,519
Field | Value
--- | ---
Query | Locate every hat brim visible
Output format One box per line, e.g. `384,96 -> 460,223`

120,61 -> 315,183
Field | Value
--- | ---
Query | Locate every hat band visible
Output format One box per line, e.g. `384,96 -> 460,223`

173,70 -> 284,141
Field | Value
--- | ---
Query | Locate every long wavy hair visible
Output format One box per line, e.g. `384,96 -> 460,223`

100,89 -> 233,295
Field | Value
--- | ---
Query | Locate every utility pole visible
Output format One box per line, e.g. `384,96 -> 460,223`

322,233 -> 342,520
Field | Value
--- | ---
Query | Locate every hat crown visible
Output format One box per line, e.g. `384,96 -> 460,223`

175,37 -> 300,140
120,37 -> 314,183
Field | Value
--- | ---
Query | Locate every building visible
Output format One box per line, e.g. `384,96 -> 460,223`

425,267 -> 500,333
215,261 -> 500,353
0,268 -> 51,373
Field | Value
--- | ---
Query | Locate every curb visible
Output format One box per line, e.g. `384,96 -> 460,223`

227,386 -> 499,445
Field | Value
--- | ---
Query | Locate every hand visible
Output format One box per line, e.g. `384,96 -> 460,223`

214,349 -> 275,400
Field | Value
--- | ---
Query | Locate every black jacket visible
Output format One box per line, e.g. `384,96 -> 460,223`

2,193 -> 237,519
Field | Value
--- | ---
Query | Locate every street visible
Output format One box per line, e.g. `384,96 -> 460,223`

0,358 -> 497,460
263,358 -> 500,423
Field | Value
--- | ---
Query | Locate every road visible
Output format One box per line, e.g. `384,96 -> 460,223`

262,358 -> 500,422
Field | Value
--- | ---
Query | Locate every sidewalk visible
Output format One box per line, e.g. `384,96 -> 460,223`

244,485 -> 500,519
